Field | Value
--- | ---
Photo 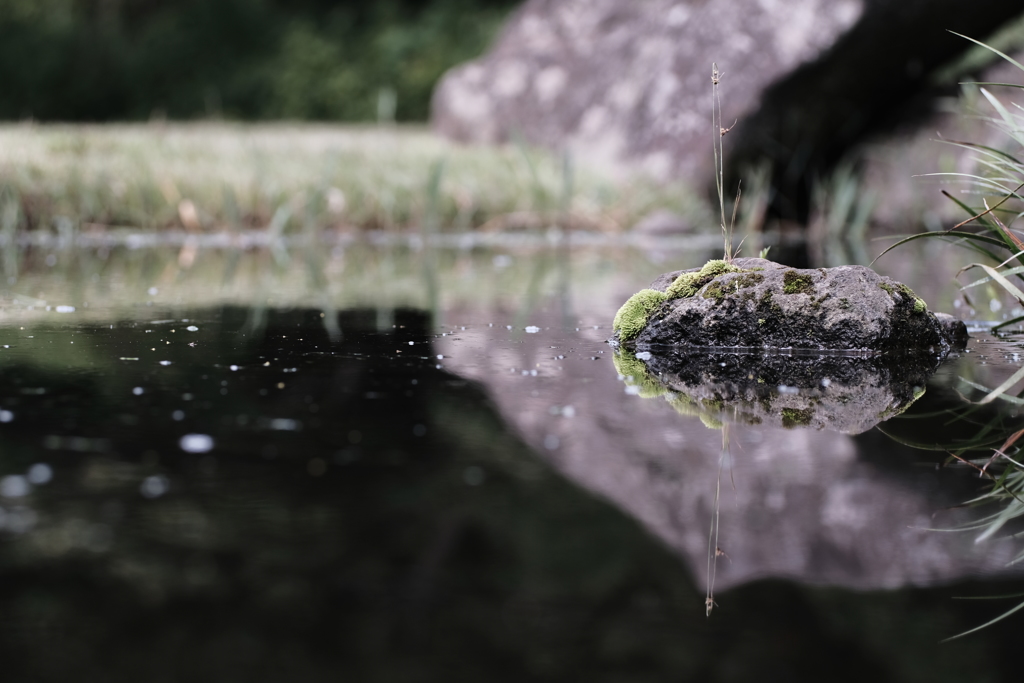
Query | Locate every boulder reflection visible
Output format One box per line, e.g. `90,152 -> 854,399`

613,346 -> 941,434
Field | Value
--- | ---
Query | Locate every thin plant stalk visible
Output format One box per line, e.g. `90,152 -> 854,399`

712,64 -> 730,261
706,422 -> 728,616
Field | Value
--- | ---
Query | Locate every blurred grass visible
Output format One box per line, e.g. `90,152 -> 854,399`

0,123 -> 708,237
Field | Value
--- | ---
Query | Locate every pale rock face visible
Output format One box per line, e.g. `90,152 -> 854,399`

432,0 -> 1024,204
432,0 -> 865,180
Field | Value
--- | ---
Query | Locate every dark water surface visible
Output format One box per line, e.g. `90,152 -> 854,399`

2,243 -> 1024,682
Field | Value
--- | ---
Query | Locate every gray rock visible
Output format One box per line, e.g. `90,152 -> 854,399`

432,0 -> 1024,214
433,0 -> 863,180
616,258 -> 966,357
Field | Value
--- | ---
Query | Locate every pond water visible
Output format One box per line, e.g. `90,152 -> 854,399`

2,239 -> 1024,682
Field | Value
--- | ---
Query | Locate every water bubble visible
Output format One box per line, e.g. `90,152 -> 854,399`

821,378 -> 832,388
0,475 -> 30,498
625,385 -> 641,395
27,463 -> 53,485
172,410 -> 185,421
562,406 -> 576,418
159,360 -> 172,366
635,351 -> 652,360
186,325 -> 199,331
55,305 -> 75,313
179,433 -> 214,453
132,387 -> 144,396
230,365 -> 239,371
140,475 -> 170,499
436,355 -> 444,360
269,418 -> 299,431
147,287 -> 158,296
990,299 -> 1003,312
408,341 -> 415,346
525,326 -> 540,333
0,409 -> 13,422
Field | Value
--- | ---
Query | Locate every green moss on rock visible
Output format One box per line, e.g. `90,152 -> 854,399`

613,288 -> 668,341
899,284 -> 927,314
781,407 -> 814,428
734,272 -> 765,288
666,259 -> 741,299
702,280 -> 727,301
782,270 -> 815,295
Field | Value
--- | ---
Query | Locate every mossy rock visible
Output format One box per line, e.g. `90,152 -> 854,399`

615,257 -> 967,357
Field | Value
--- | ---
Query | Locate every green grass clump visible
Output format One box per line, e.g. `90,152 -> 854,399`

665,259 -> 741,299
613,289 -> 668,342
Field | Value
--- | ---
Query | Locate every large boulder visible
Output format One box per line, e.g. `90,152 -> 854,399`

432,0 -> 1024,217
611,258 -> 968,356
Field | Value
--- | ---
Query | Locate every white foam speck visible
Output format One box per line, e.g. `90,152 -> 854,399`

179,434 -> 214,453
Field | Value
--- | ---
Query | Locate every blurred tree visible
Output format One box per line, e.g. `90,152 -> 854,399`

0,0 -> 520,121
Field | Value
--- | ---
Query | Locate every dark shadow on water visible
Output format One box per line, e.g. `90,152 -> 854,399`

0,307 -> 1022,681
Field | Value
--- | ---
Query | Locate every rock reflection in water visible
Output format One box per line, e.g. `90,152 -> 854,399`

439,313 -> 1022,593
613,346 -> 939,434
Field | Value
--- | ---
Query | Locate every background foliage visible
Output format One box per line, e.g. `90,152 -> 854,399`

0,0 -> 519,121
